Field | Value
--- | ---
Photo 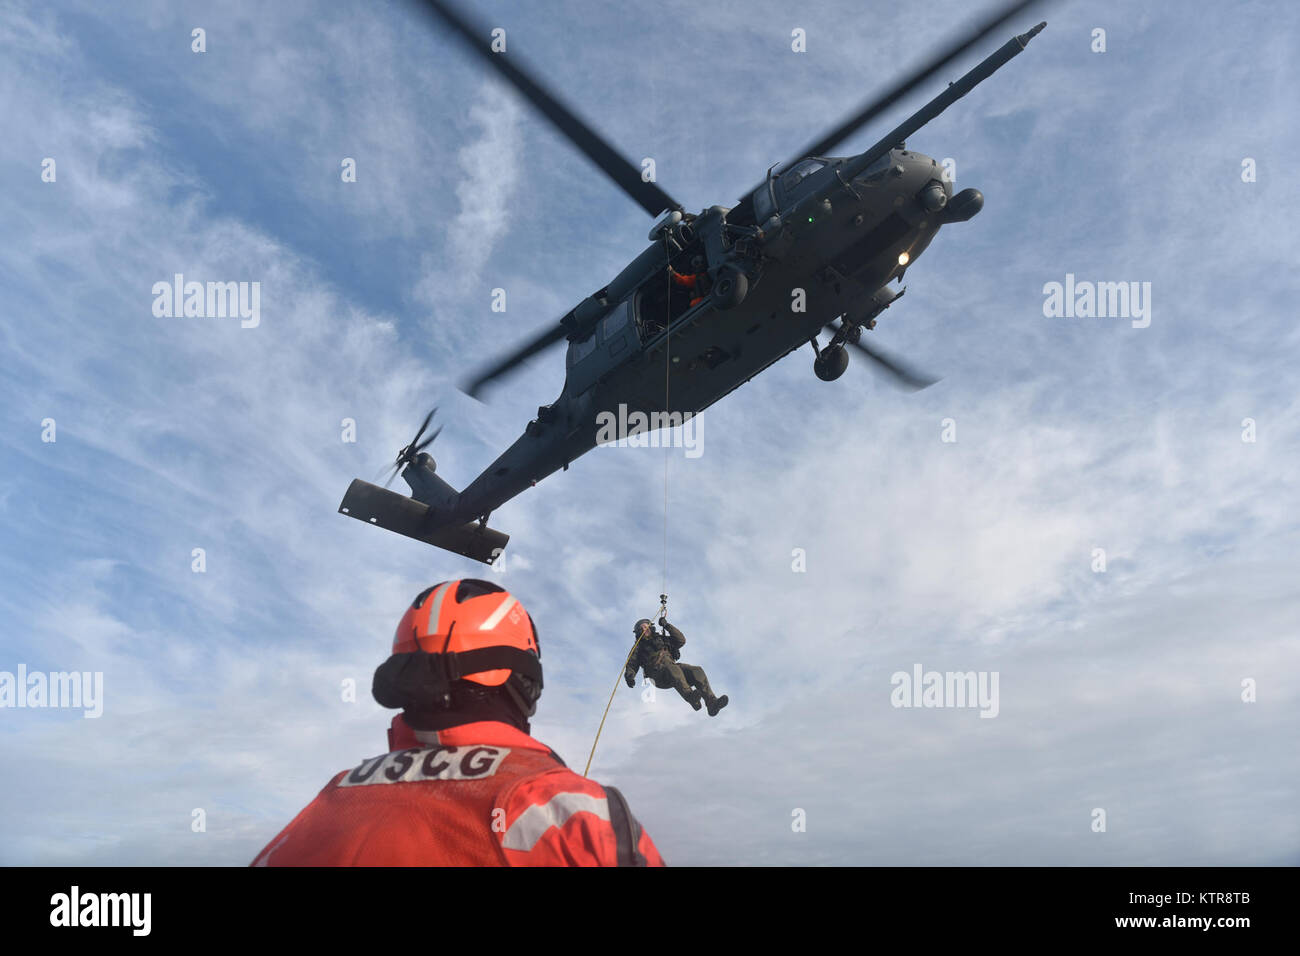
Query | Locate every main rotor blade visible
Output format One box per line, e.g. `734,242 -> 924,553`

462,321 -> 569,399
842,330 -> 940,392
784,0 -> 1046,166
413,0 -> 682,218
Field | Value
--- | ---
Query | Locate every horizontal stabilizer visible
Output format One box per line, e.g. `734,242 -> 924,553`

339,479 -> 508,564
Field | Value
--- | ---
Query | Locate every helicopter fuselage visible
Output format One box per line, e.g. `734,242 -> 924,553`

446,147 -> 975,525
340,9 -> 1045,561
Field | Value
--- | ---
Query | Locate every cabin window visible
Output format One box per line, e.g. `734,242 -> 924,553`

752,181 -> 776,223
569,332 -> 598,365
599,300 -> 632,339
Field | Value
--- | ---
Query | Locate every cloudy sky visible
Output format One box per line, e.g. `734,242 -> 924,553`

1,0 -> 1296,866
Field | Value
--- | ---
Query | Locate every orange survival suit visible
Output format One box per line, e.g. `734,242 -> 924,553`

251,715 -> 664,866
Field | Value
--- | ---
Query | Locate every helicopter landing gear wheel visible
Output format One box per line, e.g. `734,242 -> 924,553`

710,266 -> 748,310
814,345 -> 849,381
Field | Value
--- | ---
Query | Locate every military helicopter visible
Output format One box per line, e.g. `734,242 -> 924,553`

340,0 -> 1048,562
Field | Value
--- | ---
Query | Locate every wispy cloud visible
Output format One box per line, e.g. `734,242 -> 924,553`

1,0 -> 1297,866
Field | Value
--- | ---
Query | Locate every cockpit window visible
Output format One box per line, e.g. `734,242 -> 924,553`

855,153 -> 892,182
780,159 -> 825,192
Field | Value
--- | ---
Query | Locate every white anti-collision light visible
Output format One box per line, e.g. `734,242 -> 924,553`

898,252 -> 910,266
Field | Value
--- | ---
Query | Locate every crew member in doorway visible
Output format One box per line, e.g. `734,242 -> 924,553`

668,256 -> 711,320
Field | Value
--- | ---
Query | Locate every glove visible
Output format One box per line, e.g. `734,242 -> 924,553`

625,672 -> 636,688
658,616 -> 668,628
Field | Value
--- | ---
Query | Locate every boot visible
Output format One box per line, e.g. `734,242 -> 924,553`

706,694 -> 729,717
686,689 -> 703,711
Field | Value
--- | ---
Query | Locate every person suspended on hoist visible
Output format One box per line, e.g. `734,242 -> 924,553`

624,616 -> 728,716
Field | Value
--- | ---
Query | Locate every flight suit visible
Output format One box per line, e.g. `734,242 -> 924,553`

625,621 -> 722,712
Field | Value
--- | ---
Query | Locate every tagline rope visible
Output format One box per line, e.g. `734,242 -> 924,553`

662,236 -> 672,600
583,243 -> 677,777
584,595 -> 666,777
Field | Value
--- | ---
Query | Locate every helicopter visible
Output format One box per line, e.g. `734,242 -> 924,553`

339,0 -> 1048,562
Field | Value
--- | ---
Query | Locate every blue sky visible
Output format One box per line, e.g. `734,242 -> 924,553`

1,0 -> 1297,865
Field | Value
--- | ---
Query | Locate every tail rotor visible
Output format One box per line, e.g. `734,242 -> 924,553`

382,407 -> 442,488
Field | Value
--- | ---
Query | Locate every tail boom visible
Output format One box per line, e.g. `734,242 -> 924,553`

338,478 -> 508,564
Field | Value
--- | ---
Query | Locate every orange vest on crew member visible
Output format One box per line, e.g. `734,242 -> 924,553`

670,267 -> 706,307
251,716 -> 665,867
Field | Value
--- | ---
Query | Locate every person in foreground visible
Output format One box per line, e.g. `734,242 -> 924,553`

252,579 -> 664,866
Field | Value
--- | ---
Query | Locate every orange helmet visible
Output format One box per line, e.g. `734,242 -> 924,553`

373,579 -> 542,722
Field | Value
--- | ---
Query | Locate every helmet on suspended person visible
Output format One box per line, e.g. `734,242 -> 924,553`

372,579 -> 543,729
